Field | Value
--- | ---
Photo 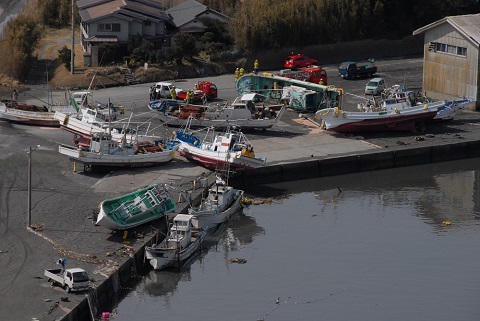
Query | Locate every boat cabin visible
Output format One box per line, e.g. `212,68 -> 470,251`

89,133 -> 127,154
166,214 -> 193,249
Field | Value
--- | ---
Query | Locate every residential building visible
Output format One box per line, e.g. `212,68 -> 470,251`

167,0 -> 230,48
77,0 -> 172,66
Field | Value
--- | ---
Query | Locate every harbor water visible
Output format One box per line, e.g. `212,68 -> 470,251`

113,158 -> 480,321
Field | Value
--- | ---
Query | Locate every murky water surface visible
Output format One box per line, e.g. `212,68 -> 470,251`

114,159 -> 480,321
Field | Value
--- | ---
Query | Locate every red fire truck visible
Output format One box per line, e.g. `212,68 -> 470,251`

277,66 -> 328,85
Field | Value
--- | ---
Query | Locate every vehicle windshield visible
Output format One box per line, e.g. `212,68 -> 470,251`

367,81 -> 379,86
72,271 -> 89,282
338,63 -> 349,69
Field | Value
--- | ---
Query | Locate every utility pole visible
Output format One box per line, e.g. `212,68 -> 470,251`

71,0 -> 75,75
27,145 -> 40,228
27,146 -> 32,228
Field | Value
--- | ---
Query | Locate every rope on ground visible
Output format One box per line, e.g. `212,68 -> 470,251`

28,224 -> 108,265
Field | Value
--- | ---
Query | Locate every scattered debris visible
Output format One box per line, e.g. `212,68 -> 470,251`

29,223 -> 45,231
396,140 -> 407,145
442,221 -> 452,226
60,297 -> 69,302
44,299 -> 52,302
229,258 -> 247,264
426,134 -> 435,138
257,289 -> 346,320
415,136 -> 424,141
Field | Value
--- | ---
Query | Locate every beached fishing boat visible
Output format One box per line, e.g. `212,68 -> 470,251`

174,118 -> 266,170
58,132 -> 178,167
236,73 -> 344,112
0,99 -> 78,127
145,214 -> 208,270
432,98 -> 473,121
149,93 -> 285,129
189,175 -> 244,229
96,183 -> 177,230
315,90 -> 448,133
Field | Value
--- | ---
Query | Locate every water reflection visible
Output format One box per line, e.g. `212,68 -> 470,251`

137,209 -> 264,299
245,158 -> 480,233
114,159 -> 480,321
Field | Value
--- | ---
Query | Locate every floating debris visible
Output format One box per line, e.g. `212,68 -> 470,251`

442,221 -> 452,226
229,258 -> 247,264
241,195 -> 288,206
257,289 -> 346,320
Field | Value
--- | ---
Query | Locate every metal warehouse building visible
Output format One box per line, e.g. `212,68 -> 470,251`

413,13 -> 480,110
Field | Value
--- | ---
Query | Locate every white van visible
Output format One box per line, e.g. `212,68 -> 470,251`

365,78 -> 385,95
153,82 -> 174,99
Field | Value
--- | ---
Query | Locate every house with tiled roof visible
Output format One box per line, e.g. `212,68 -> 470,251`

167,0 -> 230,46
77,0 -> 173,66
413,14 -> 480,110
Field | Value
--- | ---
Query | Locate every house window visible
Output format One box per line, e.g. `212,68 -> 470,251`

144,21 -> 151,26
434,42 -> 466,57
98,23 -> 120,32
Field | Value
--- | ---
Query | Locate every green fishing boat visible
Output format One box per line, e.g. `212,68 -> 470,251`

96,184 -> 176,230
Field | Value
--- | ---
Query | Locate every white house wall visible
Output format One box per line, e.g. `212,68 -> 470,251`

422,23 -> 479,103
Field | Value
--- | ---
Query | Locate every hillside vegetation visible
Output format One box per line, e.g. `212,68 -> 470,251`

0,0 -> 478,84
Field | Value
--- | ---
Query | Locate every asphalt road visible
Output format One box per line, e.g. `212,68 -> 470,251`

2,56 -> 480,321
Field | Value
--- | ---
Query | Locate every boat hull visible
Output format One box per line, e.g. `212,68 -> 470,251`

54,111 -> 161,146
149,100 -> 285,129
178,145 -> 265,170
59,145 -> 176,167
145,227 -> 208,270
0,102 -> 77,127
96,184 -> 177,230
318,102 -> 444,133
191,190 -> 244,229
157,112 -> 278,129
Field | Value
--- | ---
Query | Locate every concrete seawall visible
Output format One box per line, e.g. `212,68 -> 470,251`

230,139 -> 480,187
59,179 -> 211,321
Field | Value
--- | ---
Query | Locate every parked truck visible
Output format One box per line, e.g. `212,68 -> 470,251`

338,61 -> 377,79
277,66 -> 328,85
44,268 -> 90,292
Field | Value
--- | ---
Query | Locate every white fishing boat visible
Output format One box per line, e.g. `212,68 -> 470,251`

148,93 -> 285,129
432,98 -> 473,121
174,118 -> 266,170
145,214 -> 208,270
96,184 -> 177,230
315,91 -> 448,133
58,132 -> 178,167
189,175 -> 244,229
0,99 -> 77,127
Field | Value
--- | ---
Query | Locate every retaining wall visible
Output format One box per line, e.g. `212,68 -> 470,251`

230,140 -> 480,187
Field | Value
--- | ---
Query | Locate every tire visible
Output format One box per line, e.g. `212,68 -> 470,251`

65,285 -> 71,293
49,279 -> 55,286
